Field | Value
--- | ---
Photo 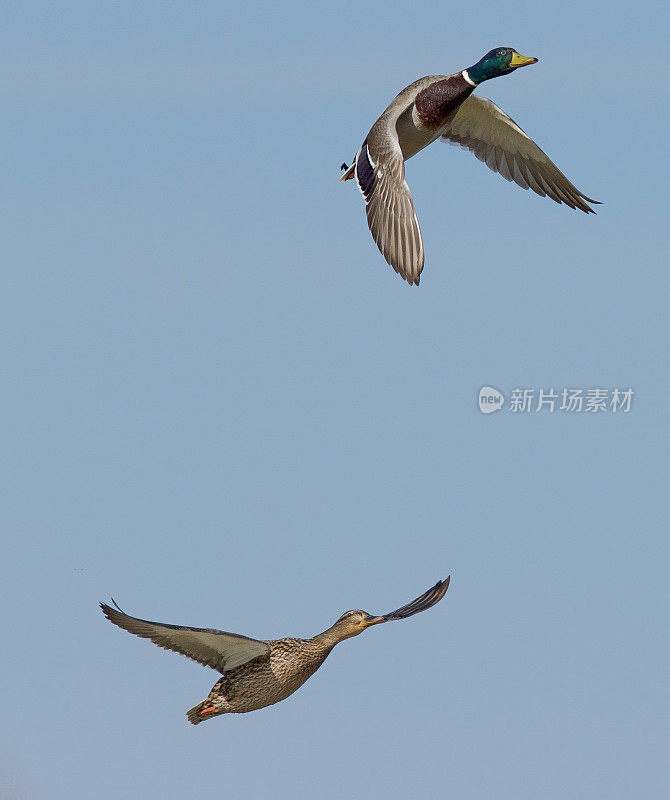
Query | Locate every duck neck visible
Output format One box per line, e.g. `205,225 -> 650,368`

461,69 -> 477,87
465,57 -> 505,85
311,623 -> 351,650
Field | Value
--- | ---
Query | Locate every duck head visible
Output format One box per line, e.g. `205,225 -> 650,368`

331,609 -> 386,640
465,48 -> 538,85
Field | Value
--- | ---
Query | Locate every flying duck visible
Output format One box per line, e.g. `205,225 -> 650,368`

341,48 -> 599,285
101,576 -> 450,723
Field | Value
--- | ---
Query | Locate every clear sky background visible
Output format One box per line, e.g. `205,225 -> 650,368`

2,2 -> 668,798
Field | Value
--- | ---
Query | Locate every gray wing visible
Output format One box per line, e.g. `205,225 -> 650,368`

100,600 -> 270,673
441,95 -> 599,213
356,132 -> 424,286
381,577 -> 450,621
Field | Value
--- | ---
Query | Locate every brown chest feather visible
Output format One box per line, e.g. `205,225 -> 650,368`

414,75 -> 474,128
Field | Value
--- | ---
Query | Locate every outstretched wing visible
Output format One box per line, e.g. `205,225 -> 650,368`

441,95 -> 599,213
100,600 -> 270,674
381,577 -> 450,621
356,133 -> 425,286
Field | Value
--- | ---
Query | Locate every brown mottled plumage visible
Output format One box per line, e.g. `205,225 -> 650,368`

100,577 -> 449,723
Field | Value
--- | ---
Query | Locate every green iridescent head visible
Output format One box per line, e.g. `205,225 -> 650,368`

466,47 -> 538,85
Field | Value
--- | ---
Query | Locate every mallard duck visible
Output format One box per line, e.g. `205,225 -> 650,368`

341,48 -> 600,285
100,577 -> 449,723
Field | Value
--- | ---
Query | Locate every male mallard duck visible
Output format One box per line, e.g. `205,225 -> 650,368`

341,48 -> 599,285
101,576 -> 449,723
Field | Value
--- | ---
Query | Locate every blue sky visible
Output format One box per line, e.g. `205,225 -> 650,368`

2,2 -> 668,798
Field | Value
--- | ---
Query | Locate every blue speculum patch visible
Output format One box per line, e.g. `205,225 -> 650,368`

355,140 -> 375,201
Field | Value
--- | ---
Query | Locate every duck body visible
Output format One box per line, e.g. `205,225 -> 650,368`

100,577 -> 450,724
187,636 -> 334,720
375,73 -> 475,162
341,48 -> 599,286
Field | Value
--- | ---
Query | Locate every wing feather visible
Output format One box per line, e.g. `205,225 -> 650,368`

356,132 -> 424,286
100,601 -> 270,674
380,577 -> 450,621
441,95 -> 599,213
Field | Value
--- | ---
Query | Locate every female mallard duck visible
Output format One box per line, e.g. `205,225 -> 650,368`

101,576 -> 449,723
341,47 -> 599,285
